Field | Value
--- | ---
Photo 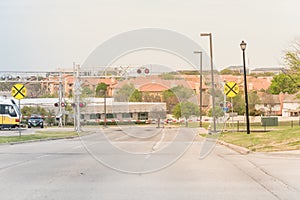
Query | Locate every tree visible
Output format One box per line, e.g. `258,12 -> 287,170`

129,89 -> 142,102
81,86 -> 94,97
162,89 -> 179,113
148,105 -> 166,128
229,92 -> 245,115
171,85 -> 194,102
220,68 -> 233,75
269,73 -> 298,94
248,91 -> 261,116
21,106 -> 55,125
114,83 -> 142,102
172,102 -> 199,126
96,82 -> 108,97
274,40 -> 300,93
207,106 -> 224,118
284,40 -> 300,71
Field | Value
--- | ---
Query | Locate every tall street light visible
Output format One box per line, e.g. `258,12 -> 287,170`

240,40 -> 250,134
201,33 -> 216,133
193,51 -> 203,127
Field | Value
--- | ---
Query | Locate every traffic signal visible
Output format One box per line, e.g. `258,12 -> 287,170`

79,102 -> 86,107
54,102 -> 66,107
137,67 -> 150,75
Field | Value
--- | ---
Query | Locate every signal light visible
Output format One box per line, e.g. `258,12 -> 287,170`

79,102 -> 86,107
144,68 -> 149,74
61,102 -> 65,107
54,102 -> 59,107
137,69 -> 142,74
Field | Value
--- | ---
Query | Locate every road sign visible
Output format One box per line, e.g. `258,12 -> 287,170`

11,84 -> 26,99
224,81 -> 239,98
222,107 -> 229,112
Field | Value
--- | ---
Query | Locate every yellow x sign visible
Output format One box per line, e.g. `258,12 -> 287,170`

224,82 -> 239,98
11,84 -> 27,100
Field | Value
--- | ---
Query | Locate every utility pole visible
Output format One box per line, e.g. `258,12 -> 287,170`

73,63 -> 82,132
76,64 -> 81,132
58,71 -> 63,127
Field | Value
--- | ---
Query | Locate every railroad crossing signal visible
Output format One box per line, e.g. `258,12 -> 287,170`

224,81 -> 239,98
11,84 -> 27,99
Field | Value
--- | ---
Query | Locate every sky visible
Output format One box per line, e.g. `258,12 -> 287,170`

0,0 -> 299,72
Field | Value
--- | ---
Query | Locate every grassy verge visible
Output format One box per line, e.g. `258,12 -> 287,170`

0,131 -> 78,144
219,127 -> 300,152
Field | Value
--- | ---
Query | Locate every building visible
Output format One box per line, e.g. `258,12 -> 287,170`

19,98 -> 167,122
255,93 -> 284,116
41,75 -> 118,97
251,67 -> 284,75
282,92 -> 300,117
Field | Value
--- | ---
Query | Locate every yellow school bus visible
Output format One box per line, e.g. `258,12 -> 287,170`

0,98 -> 21,129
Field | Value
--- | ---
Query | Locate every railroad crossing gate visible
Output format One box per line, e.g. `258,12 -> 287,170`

224,81 -> 239,98
11,84 -> 27,100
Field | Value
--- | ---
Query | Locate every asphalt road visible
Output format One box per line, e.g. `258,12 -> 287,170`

0,127 -> 299,200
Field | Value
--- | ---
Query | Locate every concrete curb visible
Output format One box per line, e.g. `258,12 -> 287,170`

218,140 -> 251,155
2,136 -> 78,146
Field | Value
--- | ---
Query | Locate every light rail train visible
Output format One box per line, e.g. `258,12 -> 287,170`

0,98 -> 21,129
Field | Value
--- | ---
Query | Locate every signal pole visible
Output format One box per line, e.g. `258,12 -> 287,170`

58,71 -> 63,127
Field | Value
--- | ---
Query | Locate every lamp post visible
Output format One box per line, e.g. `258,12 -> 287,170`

240,40 -> 250,134
193,51 -> 203,127
201,33 -> 216,133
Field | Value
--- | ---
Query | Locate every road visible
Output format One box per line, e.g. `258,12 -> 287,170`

0,126 -> 299,200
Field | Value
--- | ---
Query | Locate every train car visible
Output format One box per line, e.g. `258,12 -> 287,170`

0,98 -> 22,129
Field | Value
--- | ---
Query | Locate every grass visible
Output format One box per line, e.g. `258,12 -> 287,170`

0,131 -> 78,144
219,126 -> 300,152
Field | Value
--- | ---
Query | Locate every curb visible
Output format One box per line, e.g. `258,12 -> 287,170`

218,140 -> 251,155
2,136 -> 78,146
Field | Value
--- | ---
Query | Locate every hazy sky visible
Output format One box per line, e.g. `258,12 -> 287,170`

0,0 -> 299,71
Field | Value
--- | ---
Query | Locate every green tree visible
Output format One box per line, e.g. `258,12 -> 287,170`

269,73 -> 298,94
208,106 -> 224,118
275,40 -> 300,92
171,85 -> 194,102
248,91 -> 261,116
172,102 -> 199,127
162,89 -> 179,114
129,89 -> 142,102
284,41 -> 300,71
81,86 -> 94,97
114,83 -> 141,102
21,106 -> 55,125
230,92 -> 245,115
96,82 -> 108,97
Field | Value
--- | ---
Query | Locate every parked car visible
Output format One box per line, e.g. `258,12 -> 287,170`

28,115 -> 44,128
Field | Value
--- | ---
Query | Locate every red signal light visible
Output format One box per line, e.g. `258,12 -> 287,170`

144,68 -> 150,74
79,102 -> 86,107
61,102 -> 65,107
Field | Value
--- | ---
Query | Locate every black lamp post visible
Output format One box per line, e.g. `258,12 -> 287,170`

193,51 -> 203,127
240,40 -> 250,134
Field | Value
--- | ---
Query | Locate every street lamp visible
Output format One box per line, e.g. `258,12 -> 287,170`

240,40 -> 250,134
193,51 -> 203,127
200,33 -> 217,133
